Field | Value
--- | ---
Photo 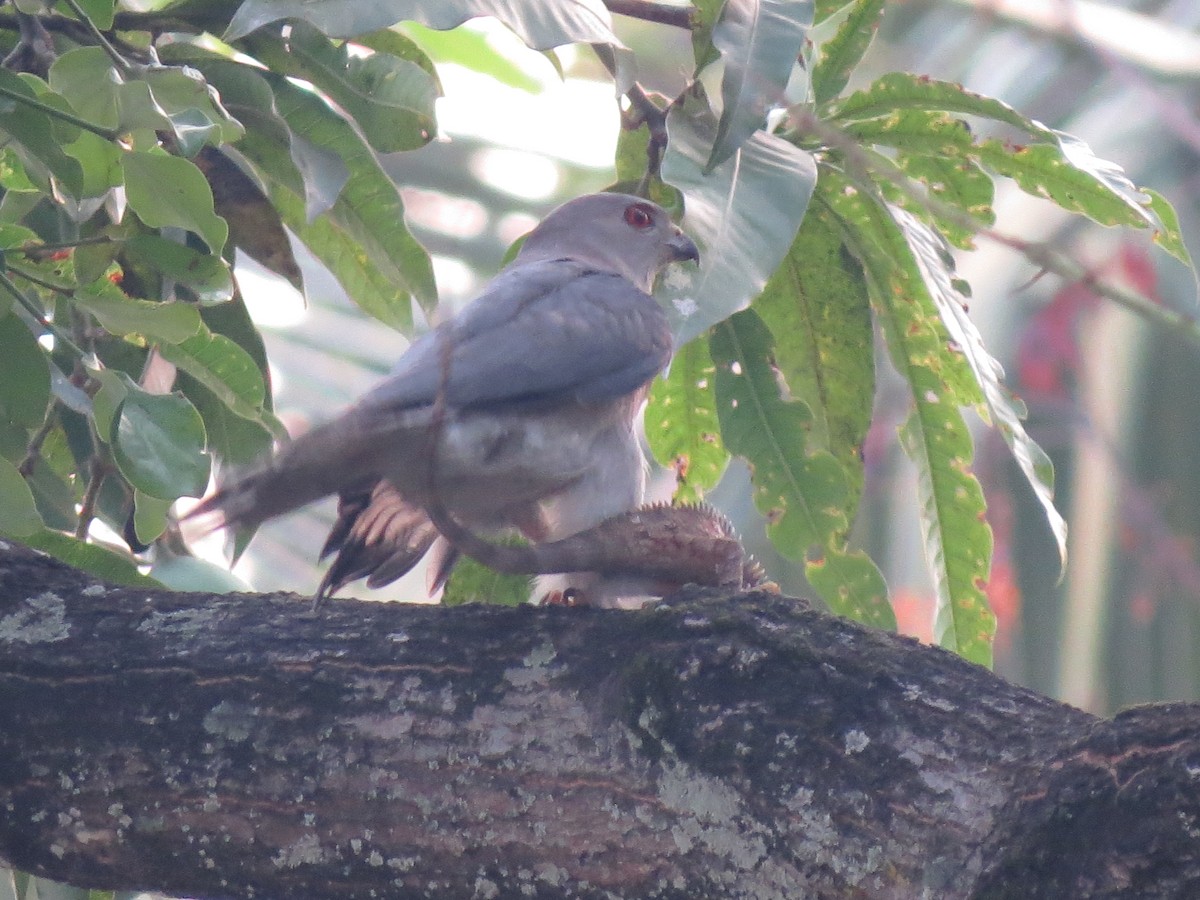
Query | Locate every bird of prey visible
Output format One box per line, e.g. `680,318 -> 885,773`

193,192 -> 699,604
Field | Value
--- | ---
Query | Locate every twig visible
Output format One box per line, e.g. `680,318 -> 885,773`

59,0 -> 129,71
74,452 -> 109,540
0,82 -> 119,141
603,0 -> 694,29
17,400 -> 59,478
0,271 -> 87,359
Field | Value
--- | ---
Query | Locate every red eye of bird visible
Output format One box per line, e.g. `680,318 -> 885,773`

623,203 -> 655,230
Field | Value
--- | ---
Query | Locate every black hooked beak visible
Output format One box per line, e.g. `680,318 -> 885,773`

667,227 -> 701,264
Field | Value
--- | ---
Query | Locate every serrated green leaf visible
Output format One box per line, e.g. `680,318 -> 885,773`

976,137 -> 1154,230
819,171 -> 994,665
646,338 -> 729,503
806,544 -> 894,629
826,71 -> 1056,138
896,153 -> 995,250
810,0 -> 885,104
122,150 -> 228,254
123,234 -> 234,304
0,69 -> 84,197
710,309 -> 847,558
110,377 -> 210,501
661,90 -> 816,346
0,311 -> 50,428
891,205 -> 1066,569
755,203 -> 874,505
248,22 -> 437,153
442,549 -> 529,606
0,455 -> 42,537
71,279 -> 202,343
1141,187 -> 1193,268
707,0 -> 812,171
22,529 -> 161,587
843,109 -> 975,155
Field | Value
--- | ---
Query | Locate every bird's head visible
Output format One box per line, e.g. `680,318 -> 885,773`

516,192 -> 700,293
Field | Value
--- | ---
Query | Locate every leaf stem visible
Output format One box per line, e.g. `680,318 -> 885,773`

0,270 -> 87,358
0,82 -> 120,141
59,0 -> 130,72
8,262 -> 77,295
17,399 -> 59,478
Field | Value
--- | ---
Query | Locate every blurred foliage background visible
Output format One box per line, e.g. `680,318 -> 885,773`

222,0 -> 1200,715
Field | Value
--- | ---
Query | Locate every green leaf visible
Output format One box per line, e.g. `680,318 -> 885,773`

891,206 -> 1067,570
397,21 -> 539,92
0,456 -> 42,537
442,550 -> 530,606
661,90 -> 817,346
819,171 -> 994,665
110,377 -> 210,501
123,233 -> 234,304
754,203 -> 874,505
71,279 -> 203,343
177,371 -> 275,467
976,137 -> 1155,230
225,0 -> 624,52
806,544 -> 894,629
895,153 -> 995,250
0,69 -> 84,196
157,326 -> 280,433
224,70 -> 435,328
62,129 -> 123,197
122,150 -> 228,254
0,311 -> 50,428
150,552 -> 253,593
22,529 -> 161,587
710,309 -> 848,558
248,22 -> 437,153
707,0 -> 813,171
842,108 -> 975,155
826,71 -> 1056,138
810,0 -> 885,104
140,65 -> 244,150
1141,187 -> 1193,268
690,0 -> 724,71
646,338 -> 729,503
133,489 -> 171,544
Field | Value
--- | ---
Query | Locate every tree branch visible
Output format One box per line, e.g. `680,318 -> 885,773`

2,541 -> 1199,897
603,1 -> 694,29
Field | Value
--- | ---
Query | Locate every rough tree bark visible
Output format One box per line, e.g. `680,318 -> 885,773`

0,540 -> 1197,899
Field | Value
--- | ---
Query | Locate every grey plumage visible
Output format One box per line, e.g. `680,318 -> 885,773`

192,192 -> 699,600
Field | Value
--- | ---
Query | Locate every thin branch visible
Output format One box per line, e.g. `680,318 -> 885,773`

790,110 -> 1200,347
0,271 -> 87,359
58,0 -> 129,71
8,263 -> 77,296
0,82 -> 119,141
17,400 -> 59,478
74,452 -> 107,540
603,0 -> 694,29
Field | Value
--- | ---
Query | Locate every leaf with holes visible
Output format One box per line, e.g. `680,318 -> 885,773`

806,543 -> 894,630
710,309 -> 847,559
646,338 -> 729,503
810,0 -> 885,104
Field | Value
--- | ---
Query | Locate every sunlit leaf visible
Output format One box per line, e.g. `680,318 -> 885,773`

247,22 -> 437,153
122,150 -> 229,254
842,108 -> 975,155
710,309 -> 847,558
442,548 -> 529,606
397,21 -> 539,92
661,90 -> 816,346
707,0 -> 812,171
1140,187 -> 1193,268
646,338 -> 729,503
133,489 -> 171,544
157,326 -> 279,433
896,153 -> 995,250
